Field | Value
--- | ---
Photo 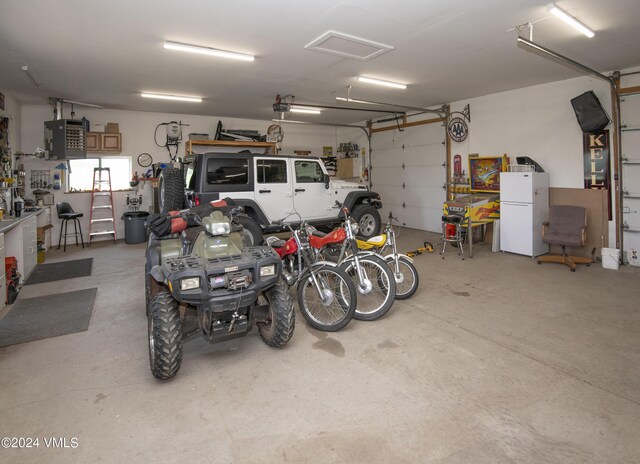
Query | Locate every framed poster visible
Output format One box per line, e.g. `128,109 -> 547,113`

468,155 -> 508,192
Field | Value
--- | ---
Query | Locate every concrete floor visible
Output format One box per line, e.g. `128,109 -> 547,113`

0,229 -> 639,463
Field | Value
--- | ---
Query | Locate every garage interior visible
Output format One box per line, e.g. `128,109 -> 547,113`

1,1 -> 639,462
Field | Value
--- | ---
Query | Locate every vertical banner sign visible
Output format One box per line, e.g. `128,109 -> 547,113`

583,130 -> 611,219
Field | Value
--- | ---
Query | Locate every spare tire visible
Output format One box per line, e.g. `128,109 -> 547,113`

158,167 -> 185,213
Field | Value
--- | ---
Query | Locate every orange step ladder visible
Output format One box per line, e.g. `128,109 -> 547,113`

89,167 -> 117,244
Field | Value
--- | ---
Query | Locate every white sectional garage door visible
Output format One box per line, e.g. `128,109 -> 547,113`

620,80 -> 640,263
371,123 -> 446,232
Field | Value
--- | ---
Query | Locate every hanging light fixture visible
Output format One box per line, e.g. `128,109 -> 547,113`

547,3 -> 595,38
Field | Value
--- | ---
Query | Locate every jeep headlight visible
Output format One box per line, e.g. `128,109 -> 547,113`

260,265 -> 276,277
180,277 -> 200,290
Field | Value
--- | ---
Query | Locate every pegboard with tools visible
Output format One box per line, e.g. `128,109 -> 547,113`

30,170 -> 52,189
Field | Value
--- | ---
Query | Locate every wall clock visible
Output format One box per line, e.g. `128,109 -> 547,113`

137,153 -> 153,167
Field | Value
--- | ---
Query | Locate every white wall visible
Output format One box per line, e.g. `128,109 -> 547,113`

337,75 -> 617,243
336,125 -> 369,182
448,75 -> 612,188
20,105 -> 339,242
447,75 -> 615,246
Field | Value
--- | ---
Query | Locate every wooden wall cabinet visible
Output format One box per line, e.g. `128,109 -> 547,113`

101,133 -> 121,152
86,131 -> 122,153
86,132 -> 100,151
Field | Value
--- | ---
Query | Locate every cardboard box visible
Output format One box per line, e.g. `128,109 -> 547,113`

37,224 -> 54,243
337,158 -> 354,178
105,122 -> 119,133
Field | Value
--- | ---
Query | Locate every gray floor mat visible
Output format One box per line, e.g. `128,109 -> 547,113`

24,258 -> 93,285
0,288 -> 98,347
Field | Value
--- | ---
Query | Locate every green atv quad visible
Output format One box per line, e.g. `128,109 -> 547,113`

145,201 -> 295,380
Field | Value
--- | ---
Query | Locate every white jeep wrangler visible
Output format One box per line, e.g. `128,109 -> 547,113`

158,152 -> 382,244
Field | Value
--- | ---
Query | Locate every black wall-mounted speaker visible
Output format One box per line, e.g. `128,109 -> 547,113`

570,91 -> 610,133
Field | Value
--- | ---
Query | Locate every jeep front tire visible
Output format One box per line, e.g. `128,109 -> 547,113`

351,204 -> 382,239
237,216 -> 264,245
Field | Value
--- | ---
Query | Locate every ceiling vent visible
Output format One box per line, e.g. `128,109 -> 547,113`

305,30 -> 393,61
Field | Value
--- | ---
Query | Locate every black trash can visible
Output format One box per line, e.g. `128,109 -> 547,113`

123,211 -> 150,244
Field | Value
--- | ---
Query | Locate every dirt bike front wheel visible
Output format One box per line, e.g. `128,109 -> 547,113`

297,264 -> 357,332
384,255 -> 419,300
340,254 -> 396,321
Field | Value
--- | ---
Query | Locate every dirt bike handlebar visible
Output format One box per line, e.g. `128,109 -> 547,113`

334,200 -> 350,220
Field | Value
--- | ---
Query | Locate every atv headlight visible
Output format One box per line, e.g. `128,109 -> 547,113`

180,277 -> 200,291
260,264 -> 276,277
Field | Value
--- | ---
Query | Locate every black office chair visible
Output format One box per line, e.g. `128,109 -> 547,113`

56,202 -> 85,251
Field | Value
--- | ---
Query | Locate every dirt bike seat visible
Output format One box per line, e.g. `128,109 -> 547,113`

308,228 -> 346,248
365,234 -> 387,247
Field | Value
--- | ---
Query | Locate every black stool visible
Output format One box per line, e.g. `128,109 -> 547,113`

56,202 -> 85,251
440,214 -> 464,259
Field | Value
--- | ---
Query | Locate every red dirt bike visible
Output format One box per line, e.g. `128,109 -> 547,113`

266,217 -> 357,332
309,202 -> 396,321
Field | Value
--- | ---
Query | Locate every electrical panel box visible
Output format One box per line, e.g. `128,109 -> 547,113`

44,119 -> 86,159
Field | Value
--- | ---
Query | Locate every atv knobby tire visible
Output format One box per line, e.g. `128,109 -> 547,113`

258,278 -> 295,347
159,167 -> 185,213
148,289 -> 183,380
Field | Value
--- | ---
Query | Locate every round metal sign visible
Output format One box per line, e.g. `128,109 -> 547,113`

447,117 -> 468,142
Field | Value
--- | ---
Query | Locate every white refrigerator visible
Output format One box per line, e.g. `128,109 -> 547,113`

500,172 -> 549,257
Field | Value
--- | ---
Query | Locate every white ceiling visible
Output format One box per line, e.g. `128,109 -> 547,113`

1,0 -> 640,125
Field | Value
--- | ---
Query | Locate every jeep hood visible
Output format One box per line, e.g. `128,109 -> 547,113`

330,180 -> 368,190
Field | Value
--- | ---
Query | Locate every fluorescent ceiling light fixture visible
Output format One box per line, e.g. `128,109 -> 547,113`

164,41 -> 254,61
290,106 -> 321,114
357,76 -> 406,89
141,92 -> 202,103
335,97 -> 377,105
547,3 -> 594,38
